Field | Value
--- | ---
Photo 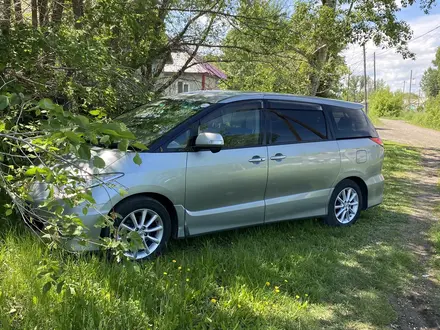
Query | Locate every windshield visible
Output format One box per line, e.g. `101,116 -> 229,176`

116,98 -> 211,146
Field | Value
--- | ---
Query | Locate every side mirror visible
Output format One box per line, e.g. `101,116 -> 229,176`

195,132 -> 224,152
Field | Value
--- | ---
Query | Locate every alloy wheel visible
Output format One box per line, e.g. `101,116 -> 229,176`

117,208 -> 164,259
334,187 -> 359,224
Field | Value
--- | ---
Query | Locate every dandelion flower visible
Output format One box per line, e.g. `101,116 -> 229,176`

186,278 -> 190,282
211,298 -> 217,304
295,295 -> 300,299
275,289 -> 280,293
178,266 -> 182,270
265,282 -> 270,286
163,272 -> 168,275
172,260 -> 177,263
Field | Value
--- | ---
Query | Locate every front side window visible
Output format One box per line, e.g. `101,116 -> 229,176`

117,99 -> 209,147
199,102 -> 262,148
268,109 -> 327,144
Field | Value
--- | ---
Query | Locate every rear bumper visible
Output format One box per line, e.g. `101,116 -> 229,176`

366,174 -> 384,208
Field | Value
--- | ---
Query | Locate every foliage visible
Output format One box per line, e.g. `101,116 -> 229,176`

421,48 -> 440,98
341,75 -> 386,103
218,0 -> 429,96
0,92 -> 144,255
369,88 -> 404,117
401,94 -> 440,130
0,142 -> 422,329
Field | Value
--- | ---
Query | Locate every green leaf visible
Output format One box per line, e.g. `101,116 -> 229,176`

0,95 -> 9,111
133,153 -> 142,166
118,140 -> 129,152
100,135 -> 110,145
38,98 -> 55,110
131,142 -> 148,150
64,131 -> 82,145
56,281 -> 65,294
25,167 -> 50,176
74,115 -> 90,128
78,144 -> 91,160
5,209 -> 12,216
93,156 -> 106,168
42,282 -> 52,294
89,110 -> 101,116
116,130 -> 136,140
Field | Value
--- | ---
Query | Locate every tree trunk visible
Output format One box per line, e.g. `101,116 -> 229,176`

1,0 -> 11,31
308,0 -> 337,96
38,0 -> 48,26
309,47 -> 329,96
13,0 -> 22,23
72,0 -> 83,28
52,0 -> 64,24
31,0 -> 37,28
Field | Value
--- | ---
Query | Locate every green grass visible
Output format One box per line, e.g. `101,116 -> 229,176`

398,111 -> 440,131
0,142 -> 422,329
428,170 -> 440,283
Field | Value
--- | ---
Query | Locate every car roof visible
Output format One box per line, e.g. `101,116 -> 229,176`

166,90 -> 363,110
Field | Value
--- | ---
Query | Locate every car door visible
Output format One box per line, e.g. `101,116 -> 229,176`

264,100 -> 341,223
185,101 -> 268,236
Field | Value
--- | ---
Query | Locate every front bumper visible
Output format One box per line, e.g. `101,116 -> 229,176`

30,201 -> 110,252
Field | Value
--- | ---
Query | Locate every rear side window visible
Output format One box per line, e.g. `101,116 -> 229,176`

327,106 -> 378,139
268,109 -> 327,144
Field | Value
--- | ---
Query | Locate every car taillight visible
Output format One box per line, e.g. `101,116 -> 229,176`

370,137 -> 383,146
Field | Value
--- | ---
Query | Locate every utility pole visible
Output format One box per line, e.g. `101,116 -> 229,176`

409,70 -> 412,111
373,52 -> 376,91
403,80 -> 406,94
346,73 -> 350,101
418,88 -> 421,108
363,44 -> 368,114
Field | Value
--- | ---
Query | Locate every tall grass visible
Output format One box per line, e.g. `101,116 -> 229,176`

0,142 -> 422,329
400,94 -> 440,131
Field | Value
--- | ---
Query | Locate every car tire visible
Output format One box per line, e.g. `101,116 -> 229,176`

104,196 -> 171,260
324,179 -> 363,227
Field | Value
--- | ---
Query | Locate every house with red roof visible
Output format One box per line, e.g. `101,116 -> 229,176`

160,52 -> 227,96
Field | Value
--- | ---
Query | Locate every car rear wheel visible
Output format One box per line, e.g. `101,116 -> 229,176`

325,179 -> 362,226
110,196 -> 171,260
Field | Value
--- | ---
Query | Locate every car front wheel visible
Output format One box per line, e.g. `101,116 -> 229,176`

112,196 -> 171,260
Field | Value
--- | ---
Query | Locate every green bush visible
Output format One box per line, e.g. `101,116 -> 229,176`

401,95 -> 440,130
369,88 -> 404,118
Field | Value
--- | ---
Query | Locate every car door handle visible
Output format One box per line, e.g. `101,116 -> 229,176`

270,153 -> 286,161
248,156 -> 266,163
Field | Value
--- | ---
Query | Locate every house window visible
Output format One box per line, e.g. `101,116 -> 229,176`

177,81 -> 189,93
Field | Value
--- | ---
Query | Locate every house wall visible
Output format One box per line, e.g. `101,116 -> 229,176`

159,73 -> 220,96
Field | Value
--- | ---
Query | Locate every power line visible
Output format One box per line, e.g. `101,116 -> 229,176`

346,24 -> 440,68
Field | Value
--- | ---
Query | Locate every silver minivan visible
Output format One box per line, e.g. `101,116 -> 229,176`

32,91 -> 385,260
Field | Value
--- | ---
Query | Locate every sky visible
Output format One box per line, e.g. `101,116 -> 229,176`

343,3 -> 440,96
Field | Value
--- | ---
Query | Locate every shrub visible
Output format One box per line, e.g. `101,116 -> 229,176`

369,88 -> 403,117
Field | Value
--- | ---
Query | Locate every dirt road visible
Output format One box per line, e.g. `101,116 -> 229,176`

378,119 -> 440,149
377,119 -> 440,330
